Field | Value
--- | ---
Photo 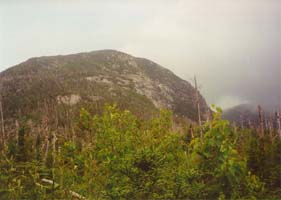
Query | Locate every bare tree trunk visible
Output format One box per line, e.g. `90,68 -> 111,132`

264,117 -> 267,132
264,115 -> 268,133
43,113 -> 50,163
52,132 -> 57,158
15,120 -> 19,143
194,76 -> 203,141
0,100 -> 5,147
276,111 -> 281,138
40,178 -> 86,199
258,105 -> 264,137
43,134 -> 50,163
51,131 -> 57,200
268,116 -> 273,139
247,119 -> 253,129
239,114 -> 244,129
189,124 -> 194,138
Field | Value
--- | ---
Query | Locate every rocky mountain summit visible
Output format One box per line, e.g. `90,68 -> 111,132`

0,50 -> 208,127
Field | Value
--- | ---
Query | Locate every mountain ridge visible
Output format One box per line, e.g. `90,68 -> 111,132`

0,49 -> 209,130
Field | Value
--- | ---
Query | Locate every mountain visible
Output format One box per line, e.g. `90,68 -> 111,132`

0,50 -> 208,129
222,103 -> 280,129
222,104 -> 258,123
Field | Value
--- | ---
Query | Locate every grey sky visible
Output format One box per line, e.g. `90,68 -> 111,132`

0,0 -> 280,109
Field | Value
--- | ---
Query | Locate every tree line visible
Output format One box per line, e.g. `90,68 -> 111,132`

0,104 -> 280,199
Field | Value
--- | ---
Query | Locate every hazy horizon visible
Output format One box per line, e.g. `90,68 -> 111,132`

1,0 -> 280,110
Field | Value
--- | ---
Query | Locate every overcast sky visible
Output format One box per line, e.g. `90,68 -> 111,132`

0,0 -> 280,109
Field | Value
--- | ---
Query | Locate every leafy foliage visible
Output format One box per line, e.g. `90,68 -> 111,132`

0,105 -> 280,199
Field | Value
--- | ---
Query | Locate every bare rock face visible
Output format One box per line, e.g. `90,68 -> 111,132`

57,94 -> 81,105
0,50 -> 208,123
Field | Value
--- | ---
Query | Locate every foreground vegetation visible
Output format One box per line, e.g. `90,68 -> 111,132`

0,105 -> 280,199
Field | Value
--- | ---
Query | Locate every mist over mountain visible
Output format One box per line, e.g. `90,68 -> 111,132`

1,0 -> 279,110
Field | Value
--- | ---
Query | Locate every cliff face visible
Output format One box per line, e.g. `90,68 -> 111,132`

0,50 -> 208,124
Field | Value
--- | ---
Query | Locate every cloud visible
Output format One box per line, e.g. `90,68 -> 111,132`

216,96 -> 249,109
0,0 -> 280,109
